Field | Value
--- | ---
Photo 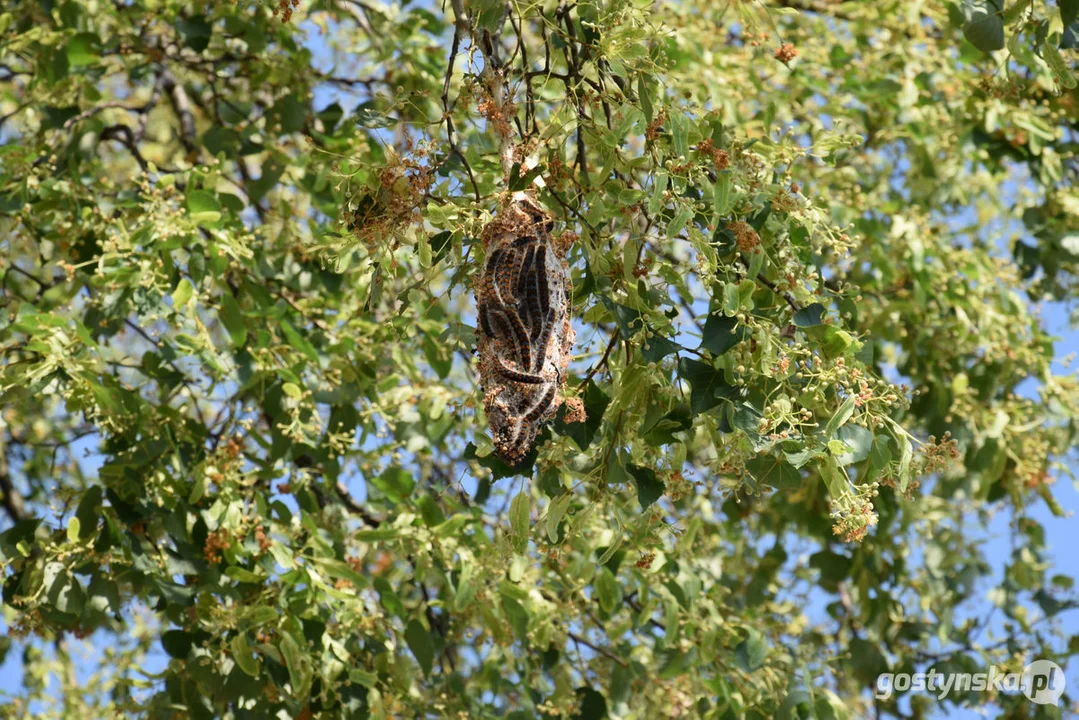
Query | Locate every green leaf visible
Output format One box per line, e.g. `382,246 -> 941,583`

405,619 -> 435,676
638,76 -> 654,123
248,154 -> 286,200
355,102 -> 396,128
699,313 -> 747,355
606,451 -> 631,487
66,33 -> 99,67
161,629 -> 193,659
667,205 -> 692,238
189,210 -> 221,227
678,357 -> 738,415
723,283 -> 740,315
897,432 -> 913,493
821,327 -> 856,360
87,574 -> 120,614
203,126 -> 241,157
279,630 -> 311,698
172,278 -> 195,309
417,494 -> 446,528
1002,0 -> 1033,24
554,380 -> 610,450
745,455 -> 801,489
240,606 -> 280,630
177,16 -> 212,53
355,526 -> 401,542
218,292 -> 247,347
643,404 -> 692,446
597,534 -> 623,566
670,111 -> 689,157
74,486 -> 101,540
500,595 -> 528,642
810,550 -> 851,589
793,303 -> 826,327
867,434 -> 894,479
849,638 -> 889,685
474,0 -> 507,32
834,424 -> 874,466
225,566 -> 265,583
761,100 -> 776,131
312,558 -> 370,589
372,466 -> 415,504
713,172 -> 731,216
66,517 -> 81,543
1042,41 -> 1077,88
464,442 -> 535,479
573,687 -> 609,720
735,628 -> 768,671
186,189 -> 221,214
648,172 -> 668,215
272,93 -> 307,134
824,396 -> 857,438
421,334 -> 452,379
510,490 -> 530,553
785,447 -> 824,468
599,297 -> 644,336
963,3 -> 1005,53
280,320 -> 319,363
231,633 -> 260,677
546,493 -> 573,542
595,568 -> 622,614
1063,0 -> 1079,27
822,456 -> 850,500
642,332 -> 682,363
628,464 -> 665,510
453,562 -> 477,611
747,246 -> 764,279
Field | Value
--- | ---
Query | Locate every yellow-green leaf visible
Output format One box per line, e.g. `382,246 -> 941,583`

510,490 -> 530,554
172,278 -> 195,309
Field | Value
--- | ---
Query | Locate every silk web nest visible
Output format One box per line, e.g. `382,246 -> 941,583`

474,196 -> 576,465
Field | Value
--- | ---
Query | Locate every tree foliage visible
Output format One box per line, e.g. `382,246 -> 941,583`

1,0 -> 1078,717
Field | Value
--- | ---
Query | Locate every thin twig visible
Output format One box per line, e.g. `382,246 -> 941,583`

441,0 -> 481,202
578,329 -> 619,391
122,319 -> 207,426
568,631 -> 628,667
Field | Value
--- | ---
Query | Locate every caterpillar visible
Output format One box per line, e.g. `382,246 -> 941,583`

474,196 -> 574,465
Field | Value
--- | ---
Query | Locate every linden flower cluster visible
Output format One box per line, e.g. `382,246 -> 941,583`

203,530 -> 232,564
695,137 -> 730,170
920,432 -> 961,474
275,384 -> 322,444
757,393 -> 815,439
829,482 -> 880,543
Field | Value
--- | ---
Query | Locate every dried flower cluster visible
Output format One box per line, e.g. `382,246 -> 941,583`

775,42 -> 798,63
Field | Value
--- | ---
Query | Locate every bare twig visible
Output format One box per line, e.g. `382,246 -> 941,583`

578,329 -> 619,391
162,72 -> 198,154
568,631 -> 628,667
442,0 -> 481,202
122,319 -> 207,426
99,125 -> 151,172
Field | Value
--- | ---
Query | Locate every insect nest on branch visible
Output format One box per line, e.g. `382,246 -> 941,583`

474,195 -> 575,465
